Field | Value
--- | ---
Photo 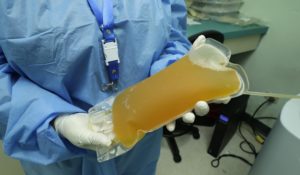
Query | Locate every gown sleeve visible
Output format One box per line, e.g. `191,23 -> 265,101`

150,0 -> 191,75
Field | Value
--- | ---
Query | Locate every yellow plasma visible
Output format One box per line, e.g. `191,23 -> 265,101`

112,55 -> 241,148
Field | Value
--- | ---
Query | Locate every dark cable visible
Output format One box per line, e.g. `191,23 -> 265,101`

211,98 -> 275,168
239,141 -> 253,154
211,154 -> 253,168
250,99 -> 277,141
251,99 -> 270,118
238,121 -> 258,157
255,116 -> 277,120
239,98 -> 275,156
211,121 -> 256,168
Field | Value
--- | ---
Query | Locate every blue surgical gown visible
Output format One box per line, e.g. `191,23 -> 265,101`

0,0 -> 191,174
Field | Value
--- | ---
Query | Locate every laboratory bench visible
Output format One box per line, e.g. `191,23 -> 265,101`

187,20 -> 269,55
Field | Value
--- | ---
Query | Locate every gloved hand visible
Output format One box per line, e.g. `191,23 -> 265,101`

53,113 -> 114,151
166,97 -> 231,132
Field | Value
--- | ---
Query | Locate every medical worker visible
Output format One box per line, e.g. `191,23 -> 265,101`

0,0 -> 225,175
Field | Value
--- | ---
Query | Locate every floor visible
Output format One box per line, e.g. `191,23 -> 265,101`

0,141 -> 24,175
157,125 -> 262,175
0,124 -> 263,175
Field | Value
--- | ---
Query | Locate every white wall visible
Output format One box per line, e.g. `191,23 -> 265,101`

233,0 -> 300,117
0,141 -> 24,175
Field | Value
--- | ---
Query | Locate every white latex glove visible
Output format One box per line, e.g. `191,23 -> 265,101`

165,101 -> 208,132
166,35 -> 232,132
166,97 -> 231,132
54,113 -> 113,151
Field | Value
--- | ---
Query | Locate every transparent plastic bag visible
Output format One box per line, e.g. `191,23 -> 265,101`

188,7 -> 261,26
88,97 -> 130,162
89,37 -> 249,162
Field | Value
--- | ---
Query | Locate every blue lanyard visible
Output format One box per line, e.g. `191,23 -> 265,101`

87,0 -> 115,42
87,0 -> 120,91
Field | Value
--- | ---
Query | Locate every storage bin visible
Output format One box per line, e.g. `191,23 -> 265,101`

190,0 -> 244,14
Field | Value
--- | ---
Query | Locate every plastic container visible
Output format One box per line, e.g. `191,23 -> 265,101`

88,99 -> 130,162
191,0 -> 244,14
89,36 -> 249,162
